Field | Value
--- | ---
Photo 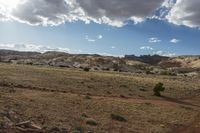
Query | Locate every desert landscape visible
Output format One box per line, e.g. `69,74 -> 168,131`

1,0 -> 200,132
0,50 -> 200,133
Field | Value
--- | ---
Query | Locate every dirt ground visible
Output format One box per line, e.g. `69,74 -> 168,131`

0,63 -> 200,133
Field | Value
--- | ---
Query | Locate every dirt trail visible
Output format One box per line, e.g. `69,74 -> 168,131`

13,85 -> 199,107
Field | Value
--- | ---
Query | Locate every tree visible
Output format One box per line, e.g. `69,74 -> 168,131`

153,82 -> 165,97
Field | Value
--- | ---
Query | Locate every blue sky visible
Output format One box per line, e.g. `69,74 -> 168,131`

0,0 -> 200,56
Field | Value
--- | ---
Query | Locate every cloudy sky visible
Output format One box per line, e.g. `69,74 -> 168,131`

0,0 -> 200,56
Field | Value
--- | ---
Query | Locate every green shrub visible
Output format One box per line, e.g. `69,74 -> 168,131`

153,82 -> 165,97
111,113 -> 127,122
73,126 -> 85,133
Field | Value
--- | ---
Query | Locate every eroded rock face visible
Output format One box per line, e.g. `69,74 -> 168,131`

0,50 -> 148,72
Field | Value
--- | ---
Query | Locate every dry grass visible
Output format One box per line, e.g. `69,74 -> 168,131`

0,63 -> 200,133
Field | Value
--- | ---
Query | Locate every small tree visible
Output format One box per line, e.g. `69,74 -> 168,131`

153,82 -> 165,97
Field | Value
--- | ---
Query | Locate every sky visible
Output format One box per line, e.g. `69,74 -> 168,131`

0,0 -> 200,57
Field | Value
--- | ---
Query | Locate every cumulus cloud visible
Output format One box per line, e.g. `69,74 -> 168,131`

0,4 -> 9,21
140,46 -> 154,50
0,0 -> 165,27
166,0 -> 200,28
1,0 -> 199,28
0,13 -> 7,21
10,0 -> 75,26
76,0 -> 165,26
170,38 -> 180,43
152,0 -> 176,20
0,43 -> 70,53
148,37 -> 161,43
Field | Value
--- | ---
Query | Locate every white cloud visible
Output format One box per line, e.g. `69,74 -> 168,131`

97,52 -> 123,57
111,46 -> 116,49
140,46 -> 154,50
148,37 -> 161,43
85,34 -> 103,42
162,0 -> 176,8
166,0 -> 200,28
1,0 -> 200,29
85,35 -> 96,42
97,35 -> 103,39
0,43 -> 70,53
130,16 -> 144,24
170,38 -> 180,43
0,0 -> 165,27
153,50 -> 175,57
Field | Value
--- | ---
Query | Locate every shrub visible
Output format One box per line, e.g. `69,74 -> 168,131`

111,113 -> 127,122
86,118 -> 98,126
146,70 -> 154,75
139,88 -> 146,92
81,113 -> 88,118
83,68 -> 90,72
120,94 -> 126,98
160,71 -> 177,76
153,82 -> 165,97
50,127 -> 60,132
84,95 -> 91,99
73,126 -> 85,133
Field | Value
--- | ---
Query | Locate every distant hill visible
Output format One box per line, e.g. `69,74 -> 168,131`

0,49 -> 40,56
125,54 -> 169,65
0,49 -> 200,74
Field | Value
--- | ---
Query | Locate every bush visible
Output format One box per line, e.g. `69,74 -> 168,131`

84,95 -> 91,99
160,71 -> 177,76
153,82 -> 165,97
83,68 -> 90,72
72,126 -> 85,133
81,113 -> 88,118
111,113 -> 127,122
146,70 -> 154,75
120,94 -> 126,98
86,118 -> 98,126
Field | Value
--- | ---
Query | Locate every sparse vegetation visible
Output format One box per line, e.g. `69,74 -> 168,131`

0,63 -> 199,133
160,71 -> 177,76
111,113 -> 127,122
140,88 -> 147,92
153,82 -> 165,97
120,94 -> 126,98
84,95 -> 91,99
83,67 -> 90,72
86,118 -> 98,126
146,70 -> 154,75
81,113 -> 88,118
73,126 -> 85,133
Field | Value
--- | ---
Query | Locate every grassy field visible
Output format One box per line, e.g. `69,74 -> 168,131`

0,63 -> 200,133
